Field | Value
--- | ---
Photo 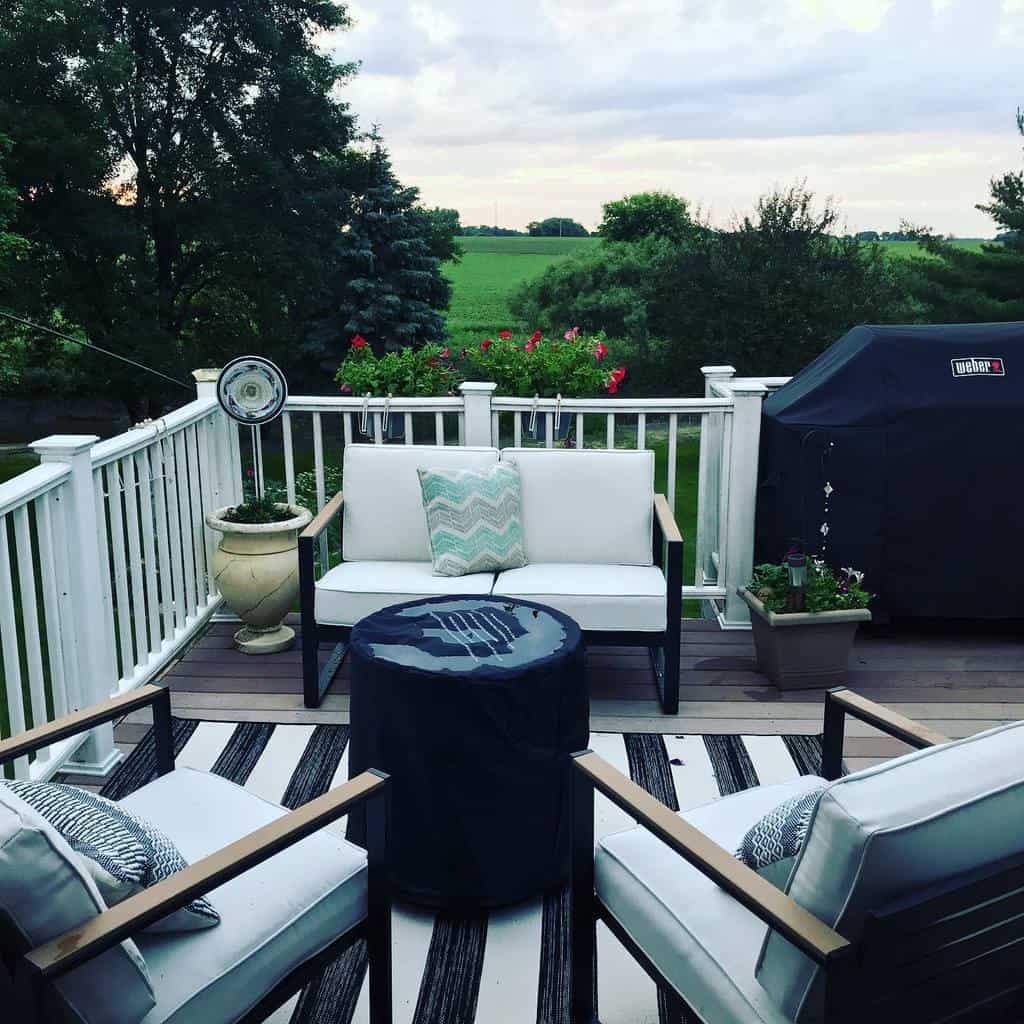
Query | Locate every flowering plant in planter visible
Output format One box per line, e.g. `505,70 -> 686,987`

334,335 -> 464,397
748,558 -> 871,614
464,327 -> 626,398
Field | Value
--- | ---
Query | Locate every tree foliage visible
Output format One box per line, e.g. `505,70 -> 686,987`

513,184 -> 910,394
527,217 -> 588,237
903,109 -> 1024,323
598,191 -> 697,245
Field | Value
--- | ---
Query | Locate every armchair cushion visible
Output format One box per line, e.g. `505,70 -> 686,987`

342,444 -> 499,562
314,560 -> 496,627
492,562 -> 666,631
596,776 -> 824,1024
120,769 -> 368,1024
499,448 -> 654,565
0,783 -> 155,1024
757,720 -> 1024,1022
418,463 -> 528,575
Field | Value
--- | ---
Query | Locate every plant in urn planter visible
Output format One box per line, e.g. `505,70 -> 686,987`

205,497 -> 312,654
739,556 -> 871,690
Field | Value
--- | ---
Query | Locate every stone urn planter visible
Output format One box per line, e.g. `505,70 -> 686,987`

205,503 -> 312,654
738,587 -> 871,691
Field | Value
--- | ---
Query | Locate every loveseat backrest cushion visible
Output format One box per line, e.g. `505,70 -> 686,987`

499,448 -> 654,565
0,783 -> 155,1024
342,444 -> 499,562
755,720 -> 1024,1021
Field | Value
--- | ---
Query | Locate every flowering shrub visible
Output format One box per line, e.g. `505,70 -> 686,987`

749,559 -> 870,614
334,336 -> 464,396
463,327 -> 626,397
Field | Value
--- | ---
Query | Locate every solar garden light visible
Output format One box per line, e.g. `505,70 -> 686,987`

786,542 -> 807,613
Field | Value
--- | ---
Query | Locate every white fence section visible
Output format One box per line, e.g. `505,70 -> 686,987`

0,381 -> 240,781
1,364 -> 787,779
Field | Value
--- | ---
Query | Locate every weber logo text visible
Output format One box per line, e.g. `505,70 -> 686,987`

951,357 -> 1005,378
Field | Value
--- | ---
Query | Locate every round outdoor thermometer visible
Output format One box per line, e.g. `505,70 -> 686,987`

216,356 -> 288,425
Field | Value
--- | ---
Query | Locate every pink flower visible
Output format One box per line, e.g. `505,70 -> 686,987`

572,326 -> 581,338
480,338 -> 492,351
339,382 -> 353,394
525,338 -> 538,353
459,348 -> 467,359
441,346 -> 450,358
530,330 -> 542,342
606,380 -> 619,395
499,329 -> 513,340
610,365 -> 627,384
594,341 -> 608,361
564,329 -> 575,342
351,334 -> 368,349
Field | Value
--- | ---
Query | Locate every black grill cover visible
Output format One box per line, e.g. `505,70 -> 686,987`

755,322 -> 1024,619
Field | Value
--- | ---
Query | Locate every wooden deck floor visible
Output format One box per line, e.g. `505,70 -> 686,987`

139,614 -> 1024,775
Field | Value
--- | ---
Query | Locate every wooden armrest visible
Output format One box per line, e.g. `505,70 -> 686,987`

300,491 -> 344,541
572,751 -> 851,966
653,493 -> 683,545
822,688 -> 948,780
0,685 -> 171,769
24,769 -> 390,981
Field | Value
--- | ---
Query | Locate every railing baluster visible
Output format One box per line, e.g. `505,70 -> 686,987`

92,468 -> 118,680
282,411 -> 297,505
637,412 -> 646,450
35,492 -> 69,719
513,412 -> 522,447
135,450 -> 164,652
51,484 -> 81,711
184,425 -> 206,608
0,515 -> 29,778
545,412 -> 554,449
343,411 -> 353,448
12,507 -> 48,756
667,414 -> 678,515
121,455 -> 149,664
491,411 -> 499,448
149,445 -> 175,642
194,420 -> 217,602
104,463 -> 133,679
162,437 -> 187,629
575,413 -> 584,450
313,412 -> 327,568
606,413 -> 615,449
373,411 -> 383,445
434,411 -> 444,445
404,412 -> 413,445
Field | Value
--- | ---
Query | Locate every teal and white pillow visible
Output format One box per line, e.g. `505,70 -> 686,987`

418,463 -> 528,576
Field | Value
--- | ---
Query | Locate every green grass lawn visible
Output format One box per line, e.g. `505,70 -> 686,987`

0,451 -> 38,485
877,239 -> 987,259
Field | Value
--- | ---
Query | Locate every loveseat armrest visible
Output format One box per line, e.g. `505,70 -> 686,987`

821,688 -> 949,781
300,490 -> 344,542
653,493 -> 683,546
21,769 -> 391,984
571,750 -> 850,968
0,685 -> 173,776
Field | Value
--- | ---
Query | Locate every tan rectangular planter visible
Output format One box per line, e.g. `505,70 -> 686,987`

738,587 -> 871,691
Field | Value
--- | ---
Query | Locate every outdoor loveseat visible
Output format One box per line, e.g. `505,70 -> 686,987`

570,687 -> 1024,1023
299,443 -> 682,712
0,686 -> 393,1024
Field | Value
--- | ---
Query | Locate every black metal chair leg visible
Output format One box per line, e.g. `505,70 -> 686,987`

570,756 -> 598,1024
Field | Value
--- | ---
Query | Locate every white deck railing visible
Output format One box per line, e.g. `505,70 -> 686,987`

0,384 -> 240,780
0,363 -> 786,780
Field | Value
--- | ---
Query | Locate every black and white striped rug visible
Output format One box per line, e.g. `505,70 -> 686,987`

102,721 -> 827,1024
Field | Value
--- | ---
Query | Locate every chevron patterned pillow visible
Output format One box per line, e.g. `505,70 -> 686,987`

418,463 -> 528,576
3,780 -> 220,933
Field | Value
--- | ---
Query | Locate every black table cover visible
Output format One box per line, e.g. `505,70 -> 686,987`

347,595 -> 587,909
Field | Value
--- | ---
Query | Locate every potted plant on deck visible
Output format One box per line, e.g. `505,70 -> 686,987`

205,497 -> 312,654
738,555 -> 871,690
465,327 -> 626,442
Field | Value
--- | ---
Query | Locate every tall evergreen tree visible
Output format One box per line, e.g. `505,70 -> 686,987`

905,109 -> 1024,322
332,137 -> 450,356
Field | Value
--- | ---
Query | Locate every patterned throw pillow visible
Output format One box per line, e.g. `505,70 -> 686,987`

418,463 -> 528,576
3,780 -> 220,932
735,783 -> 827,889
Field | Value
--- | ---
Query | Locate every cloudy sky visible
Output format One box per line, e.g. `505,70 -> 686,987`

323,0 -> 1024,235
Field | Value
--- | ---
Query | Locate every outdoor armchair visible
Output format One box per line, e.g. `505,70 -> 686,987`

570,688 -> 1024,1024
299,444 -> 683,713
0,685 -> 393,1024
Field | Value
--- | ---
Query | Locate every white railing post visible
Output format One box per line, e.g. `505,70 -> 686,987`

31,435 -> 121,775
192,368 -> 228,510
719,381 -> 768,629
695,366 -> 735,588
460,381 -> 497,446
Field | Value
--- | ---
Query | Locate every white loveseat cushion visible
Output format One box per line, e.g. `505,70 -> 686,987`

492,563 -> 666,631
757,721 -> 1024,1022
121,769 -> 368,1024
499,448 -> 654,565
597,776 -> 825,1024
342,444 -> 499,562
0,784 -> 155,1024
315,560 -> 496,626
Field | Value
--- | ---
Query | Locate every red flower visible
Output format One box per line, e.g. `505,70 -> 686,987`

351,334 -> 368,349
339,382 -> 353,394
610,365 -> 627,384
564,329 -> 575,342
606,380 -> 619,394
594,341 -> 608,361
441,346 -> 450,358
428,356 -> 440,366
529,330 -> 542,342
572,326 -> 581,338
499,329 -> 513,340
459,348 -> 467,359
525,338 -> 538,353
480,338 -> 493,351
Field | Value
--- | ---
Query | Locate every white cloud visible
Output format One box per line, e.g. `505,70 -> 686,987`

326,0 -> 1024,234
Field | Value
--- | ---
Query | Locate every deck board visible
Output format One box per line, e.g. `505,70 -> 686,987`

137,613 -> 1024,770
